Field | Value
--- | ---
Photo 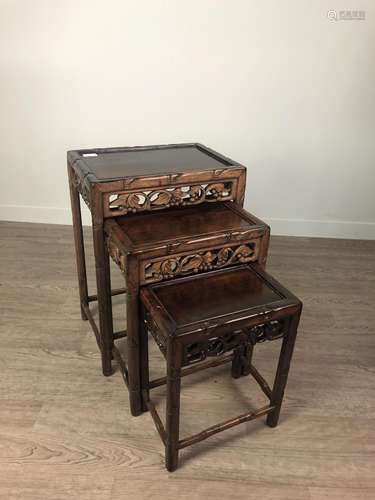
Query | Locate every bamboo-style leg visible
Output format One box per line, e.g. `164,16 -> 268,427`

92,220 -> 114,377
125,256 -> 142,416
68,166 -> 88,321
140,305 -> 150,412
165,339 -> 182,472
266,310 -> 301,428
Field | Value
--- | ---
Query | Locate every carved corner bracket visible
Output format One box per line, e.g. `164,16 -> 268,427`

106,237 -> 126,274
71,168 -> 91,209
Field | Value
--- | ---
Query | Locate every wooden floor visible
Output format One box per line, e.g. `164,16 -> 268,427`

1,221 -> 374,500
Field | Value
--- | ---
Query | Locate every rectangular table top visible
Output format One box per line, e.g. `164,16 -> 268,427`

141,264 -> 301,333
114,202 -> 261,248
68,143 -> 242,182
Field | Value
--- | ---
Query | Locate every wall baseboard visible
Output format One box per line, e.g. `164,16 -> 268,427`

1,204 -> 375,240
265,216 -> 375,240
0,204 -> 93,226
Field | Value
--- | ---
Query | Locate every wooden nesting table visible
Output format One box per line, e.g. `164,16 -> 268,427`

67,143 -> 252,414
104,201 -> 270,414
140,264 -> 302,471
68,142 -> 303,472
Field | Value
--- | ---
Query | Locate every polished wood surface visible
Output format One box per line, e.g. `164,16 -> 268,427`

1,221 -> 374,498
146,265 -> 290,327
116,202 -> 258,246
70,144 -> 233,181
105,202 -> 268,263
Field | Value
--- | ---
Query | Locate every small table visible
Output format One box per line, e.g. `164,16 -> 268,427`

140,264 -> 302,471
67,143 -> 247,414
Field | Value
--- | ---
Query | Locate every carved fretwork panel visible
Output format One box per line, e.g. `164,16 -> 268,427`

106,237 -> 126,274
105,182 -> 234,216
71,168 -> 91,208
142,242 -> 259,284
184,320 -> 286,365
144,311 -> 167,356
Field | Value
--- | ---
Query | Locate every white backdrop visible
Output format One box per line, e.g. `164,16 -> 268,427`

0,0 -> 374,238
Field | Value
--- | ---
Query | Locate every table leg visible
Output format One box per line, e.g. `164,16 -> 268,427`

165,339 -> 182,472
266,310 -> 301,428
125,255 -> 143,416
92,221 -> 114,376
139,304 -> 150,412
68,166 -> 88,321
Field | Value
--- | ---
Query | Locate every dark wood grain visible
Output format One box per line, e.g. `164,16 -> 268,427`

68,143 -> 236,180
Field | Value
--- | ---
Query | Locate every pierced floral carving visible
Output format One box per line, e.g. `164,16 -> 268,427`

107,182 -> 233,215
143,243 -> 257,283
185,320 -> 285,365
106,238 -> 126,273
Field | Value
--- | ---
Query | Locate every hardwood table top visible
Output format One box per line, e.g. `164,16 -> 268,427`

67,143 -> 243,182
113,202 -> 262,249
141,264 -> 301,333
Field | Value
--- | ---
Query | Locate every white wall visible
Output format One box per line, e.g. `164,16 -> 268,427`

0,0 -> 374,238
